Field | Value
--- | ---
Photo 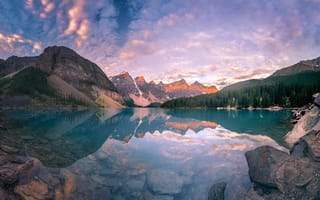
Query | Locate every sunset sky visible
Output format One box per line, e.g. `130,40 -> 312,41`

1,0 -> 320,88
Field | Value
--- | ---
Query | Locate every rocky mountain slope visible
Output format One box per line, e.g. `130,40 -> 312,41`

110,72 -> 217,106
271,56 -> 320,77
0,46 -> 124,108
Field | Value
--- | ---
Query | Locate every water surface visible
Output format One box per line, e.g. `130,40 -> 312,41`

0,108 -> 292,199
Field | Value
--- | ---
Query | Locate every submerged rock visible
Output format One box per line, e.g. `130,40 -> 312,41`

245,146 -> 289,188
0,187 -> 9,199
0,167 -> 18,185
208,182 -> 226,200
14,180 -> 51,200
147,169 -> 184,195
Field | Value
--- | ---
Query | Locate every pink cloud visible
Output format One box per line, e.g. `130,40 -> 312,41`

119,51 -> 136,59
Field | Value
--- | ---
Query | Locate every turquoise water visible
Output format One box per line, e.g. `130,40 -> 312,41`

0,108 -> 292,199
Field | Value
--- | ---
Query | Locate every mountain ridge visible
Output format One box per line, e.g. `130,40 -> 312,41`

162,55 -> 320,108
0,46 -> 124,108
270,56 -> 320,77
110,72 -> 218,106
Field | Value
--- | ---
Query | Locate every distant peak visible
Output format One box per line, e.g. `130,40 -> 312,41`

120,71 -> 130,76
175,79 -> 188,85
135,76 -> 146,82
149,80 -> 156,85
44,45 -> 74,53
42,45 -> 79,58
191,81 -> 203,86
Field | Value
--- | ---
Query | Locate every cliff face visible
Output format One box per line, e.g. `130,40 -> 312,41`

110,73 -> 168,106
110,72 -> 141,100
36,46 -> 120,101
0,46 -> 124,108
135,76 -> 168,102
110,72 -> 218,106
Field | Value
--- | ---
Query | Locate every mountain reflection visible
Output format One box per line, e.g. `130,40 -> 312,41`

0,108 -> 292,168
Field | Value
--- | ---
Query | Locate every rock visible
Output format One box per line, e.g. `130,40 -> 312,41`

0,186 -> 9,199
14,180 -> 51,200
61,170 -> 76,199
290,139 -> 307,158
302,130 -> 320,161
313,93 -> 320,107
0,167 -> 18,185
285,106 -> 320,148
0,156 -> 8,166
208,182 -> 226,200
245,146 -> 289,188
0,124 -> 7,131
147,169 -> 184,195
275,157 -> 314,193
0,145 -> 19,154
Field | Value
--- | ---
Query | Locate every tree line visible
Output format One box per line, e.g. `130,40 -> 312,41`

161,71 -> 320,108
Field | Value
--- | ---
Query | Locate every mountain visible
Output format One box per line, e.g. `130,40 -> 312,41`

160,79 -> 218,98
162,56 -> 320,108
135,76 -> 168,102
271,56 -> 320,77
110,72 -> 218,106
0,46 -> 124,108
190,81 -> 218,94
110,73 -> 168,106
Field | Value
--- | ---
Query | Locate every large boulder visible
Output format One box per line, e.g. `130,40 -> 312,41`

246,145 -> 320,199
274,157 -> 314,193
302,130 -> 320,161
14,180 -> 52,200
245,146 -> 289,188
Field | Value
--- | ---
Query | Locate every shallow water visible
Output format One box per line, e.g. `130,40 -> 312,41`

0,108 -> 292,199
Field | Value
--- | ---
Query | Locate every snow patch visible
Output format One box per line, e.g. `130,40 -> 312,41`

133,79 -> 143,96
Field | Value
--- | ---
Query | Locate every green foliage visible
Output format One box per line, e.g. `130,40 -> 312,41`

8,67 -> 56,96
1,67 -> 89,107
162,71 -> 320,108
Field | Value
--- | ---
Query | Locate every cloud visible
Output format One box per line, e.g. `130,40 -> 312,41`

1,0 -> 320,87
234,68 -> 274,80
119,51 -> 136,59
0,32 -> 42,54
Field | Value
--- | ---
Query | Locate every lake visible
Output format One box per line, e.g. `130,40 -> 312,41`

0,108 -> 292,200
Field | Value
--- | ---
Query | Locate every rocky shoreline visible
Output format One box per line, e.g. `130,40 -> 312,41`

244,94 -> 320,200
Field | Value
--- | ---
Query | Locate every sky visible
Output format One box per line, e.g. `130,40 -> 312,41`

1,0 -> 320,88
